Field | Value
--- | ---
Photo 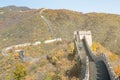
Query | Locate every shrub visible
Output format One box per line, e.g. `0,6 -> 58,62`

13,63 -> 27,80
45,73 -> 52,80
90,42 -> 99,52
114,64 -> 120,76
68,42 -> 74,53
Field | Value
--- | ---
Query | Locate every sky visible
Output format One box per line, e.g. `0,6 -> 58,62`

0,0 -> 120,14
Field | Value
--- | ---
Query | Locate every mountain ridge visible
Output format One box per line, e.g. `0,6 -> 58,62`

0,6 -> 120,55
0,5 -> 30,11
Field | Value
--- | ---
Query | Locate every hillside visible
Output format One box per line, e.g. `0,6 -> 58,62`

0,41 -> 79,80
0,6 -> 120,55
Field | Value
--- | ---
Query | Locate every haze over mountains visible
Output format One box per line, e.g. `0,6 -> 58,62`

0,6 -> 120,55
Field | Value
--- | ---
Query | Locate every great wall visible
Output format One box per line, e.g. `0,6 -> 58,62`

0,7 -> 120,80
1,38 -> 62,56
74,31 -> 120,80
1,30 -> 120,80
1,8 -> 60,57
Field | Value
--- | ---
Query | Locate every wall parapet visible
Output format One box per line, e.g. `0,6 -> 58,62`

83,56 -> 89,80
1,38 -> 62,56
74,33 -> 89,80
84,37 -> 117,80
74,31 -> 120,80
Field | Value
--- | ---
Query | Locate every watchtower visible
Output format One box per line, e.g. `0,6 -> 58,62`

74,31 -> 92,47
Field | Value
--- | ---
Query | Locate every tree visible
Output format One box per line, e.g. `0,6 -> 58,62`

13,63 -> 27,80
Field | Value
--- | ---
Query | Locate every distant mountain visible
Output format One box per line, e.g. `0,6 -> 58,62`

0,5 -> 30,11
0,6 -> 120,54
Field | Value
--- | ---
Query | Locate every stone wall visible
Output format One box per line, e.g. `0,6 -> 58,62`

44,38 -> 62,43
74,31 -> 120,80
83,56 -> 89,80
74,31 -> 92,47
84,37 -> 118,80
1,38 -> 62,56
74,33 -> 89,80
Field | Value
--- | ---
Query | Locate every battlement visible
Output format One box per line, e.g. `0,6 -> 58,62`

74,31 -> 92,46
74,31 -> 118,80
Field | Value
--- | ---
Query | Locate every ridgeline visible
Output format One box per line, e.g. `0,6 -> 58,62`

0,6 -> 120,55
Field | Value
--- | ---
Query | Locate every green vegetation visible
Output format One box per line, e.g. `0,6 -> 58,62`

13,63 -> 27,80
45,73 -> 52,80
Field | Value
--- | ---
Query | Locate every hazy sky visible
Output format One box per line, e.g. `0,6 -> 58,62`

0,0 -> 120,14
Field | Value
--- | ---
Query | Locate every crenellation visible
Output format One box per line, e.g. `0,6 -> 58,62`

74,31 -> 119,80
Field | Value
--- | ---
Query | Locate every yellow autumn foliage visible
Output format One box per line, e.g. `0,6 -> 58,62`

91,42 -> 119,61
114,64 -> 120,76
109,53 -> 119,61
55,50 -> 64,59
91,42 -> 106,55
91,42 -> 120,77
13,52 -> 19,57
13,63 -> 27,80
91,42 -> 99,52
67,42 -> 74,55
